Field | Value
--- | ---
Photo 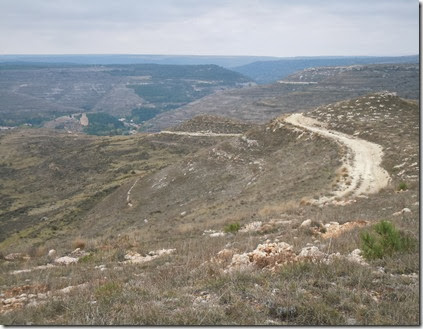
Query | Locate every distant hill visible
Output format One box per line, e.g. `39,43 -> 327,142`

0,63 -> 253,132
231,55 -> 419,83
143,63 -> 419,131
0,54 -> 280,68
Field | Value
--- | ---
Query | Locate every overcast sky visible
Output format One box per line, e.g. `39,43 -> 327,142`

0,0 -> 418,56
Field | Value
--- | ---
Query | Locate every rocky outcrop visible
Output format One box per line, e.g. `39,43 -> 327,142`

221,240 -> 369,273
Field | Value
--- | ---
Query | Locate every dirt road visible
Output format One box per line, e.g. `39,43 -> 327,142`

160,131 -> 242,137
285,113 -> 390,204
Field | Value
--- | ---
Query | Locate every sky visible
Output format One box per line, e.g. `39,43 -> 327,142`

0,0 -> 418,57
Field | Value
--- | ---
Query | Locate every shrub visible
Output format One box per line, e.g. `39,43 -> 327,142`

360,220 -> 415,260
224,222 -> 241,234
398,182 -> 408,191
78,254 -> 94,263
72,237 -> 86,250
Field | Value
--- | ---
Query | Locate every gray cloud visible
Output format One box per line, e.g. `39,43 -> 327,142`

0,0 -> 418,56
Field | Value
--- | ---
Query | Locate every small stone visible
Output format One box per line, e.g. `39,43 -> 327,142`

48,249 -> 57,258
300,219 -> 312,228
209,232 -> 225,237
71,248 -> 81,254
393,208 -> 412,216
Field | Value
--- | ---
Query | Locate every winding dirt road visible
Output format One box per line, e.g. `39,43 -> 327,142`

285,113 -> 390,204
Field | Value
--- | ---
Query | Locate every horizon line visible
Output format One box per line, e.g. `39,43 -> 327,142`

0,53 -> 418,58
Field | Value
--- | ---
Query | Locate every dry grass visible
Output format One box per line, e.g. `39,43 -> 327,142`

71,238 -> 86,250
257,201 -> 299,219
0,92 -> 419,325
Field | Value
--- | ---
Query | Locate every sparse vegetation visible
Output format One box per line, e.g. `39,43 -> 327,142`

223,222 -> 241,234
0,84 -> 419,324
398,181 -> 408,191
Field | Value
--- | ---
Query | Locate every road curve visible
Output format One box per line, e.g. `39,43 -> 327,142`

284,113 -> 390,204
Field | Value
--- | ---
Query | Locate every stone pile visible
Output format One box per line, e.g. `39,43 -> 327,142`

221,241 -> 368,273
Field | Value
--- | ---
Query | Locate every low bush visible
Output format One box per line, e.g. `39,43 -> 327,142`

72,238 -> 86,250
224,222 -> 241,234
360,220 -> 415,260
398,182 -> 408,191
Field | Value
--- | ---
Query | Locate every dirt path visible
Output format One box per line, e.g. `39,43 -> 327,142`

126,178 -> 140,207
284,113 -> 390,204
160,131 -> 242,137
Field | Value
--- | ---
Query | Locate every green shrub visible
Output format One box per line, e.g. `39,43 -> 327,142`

78,254 -> 94,263
398,182 -> 408,191
360,220 -> 415,260
224,222 -> 241,234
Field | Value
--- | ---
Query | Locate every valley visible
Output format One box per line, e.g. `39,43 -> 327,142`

0,60 -> 419,325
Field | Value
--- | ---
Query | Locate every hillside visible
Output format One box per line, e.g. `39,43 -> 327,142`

142,63 -> 419,131
0,63 -> 253,131
0,92 -> 419,325
231,55 -> 419,84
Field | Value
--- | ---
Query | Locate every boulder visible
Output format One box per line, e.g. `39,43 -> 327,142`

54,256 -> 79,265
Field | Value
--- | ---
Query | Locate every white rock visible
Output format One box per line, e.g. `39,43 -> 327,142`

72,248 -> 81,254
11,269 -> 32,275
209,232 -> 225,237
346,249 -> 368,266
95,264 -> 106,270
54,256 -> 79,265
48,249 -> 57,258
393,208 -> 412,216
300,219 -> 312,228
298,246 -> 325,261
4,253 -> 29,261
3,298 -> 16,305
240,221 -> 262,232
